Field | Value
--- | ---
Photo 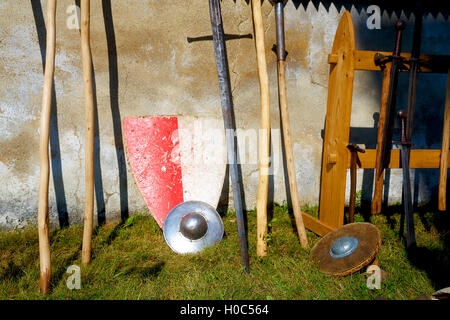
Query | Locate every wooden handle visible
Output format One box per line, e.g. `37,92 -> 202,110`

348,151 -> 357,223
38,0 -> 57,294
81,0 -> 95,265
278,60 -> 308,248
252,0 -> 271,257
439,69 -> 450,211
372,64 -> 392,214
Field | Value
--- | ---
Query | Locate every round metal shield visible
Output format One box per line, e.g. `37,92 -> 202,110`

163,200 -> 224,254
310,223 -> 381,276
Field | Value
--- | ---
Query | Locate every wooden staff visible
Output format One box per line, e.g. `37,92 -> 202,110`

439,69 -> 450,211
38,0 -> 57,294
273,0 -> 308,248
251,0 -> 271,257
81,0 -> 95,265
371,64 -> 392,214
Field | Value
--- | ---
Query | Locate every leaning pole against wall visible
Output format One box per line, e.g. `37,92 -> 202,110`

37,0 -> 57,294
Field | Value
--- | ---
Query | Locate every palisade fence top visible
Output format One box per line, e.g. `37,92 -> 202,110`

279,0 -> 450,17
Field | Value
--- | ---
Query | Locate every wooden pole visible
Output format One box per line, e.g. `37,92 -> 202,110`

439,69 -> 450,211
38,0 -> 57,294
372,64 -> 392,214
81,0 -> 95,265
277,60 -> 308,248
251,0 -> 271,257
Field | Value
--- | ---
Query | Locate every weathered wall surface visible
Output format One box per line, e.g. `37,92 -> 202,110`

0,0 -> 449,229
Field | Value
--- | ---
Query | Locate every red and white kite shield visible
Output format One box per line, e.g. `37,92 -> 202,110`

124,116 -> 226,228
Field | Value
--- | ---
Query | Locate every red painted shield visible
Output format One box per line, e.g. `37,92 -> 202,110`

124,116 -> 226,228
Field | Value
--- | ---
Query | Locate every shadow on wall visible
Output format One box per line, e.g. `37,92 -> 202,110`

30,0 -> 129,228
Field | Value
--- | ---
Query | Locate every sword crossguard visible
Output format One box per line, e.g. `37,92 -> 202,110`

374,53 -> 407,69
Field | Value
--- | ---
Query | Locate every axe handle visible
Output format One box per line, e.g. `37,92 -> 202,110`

439,68 -> 450,211
81,0 -> 95,265
278,60 -> 308,247
252,0 -> 271,257
348,151 -> 357,223
38,0 -> 57,294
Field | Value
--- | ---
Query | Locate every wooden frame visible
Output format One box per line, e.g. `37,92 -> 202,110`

304,11 -> 450,237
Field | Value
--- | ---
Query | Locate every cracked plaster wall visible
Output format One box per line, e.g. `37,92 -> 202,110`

0,0 -> 449,229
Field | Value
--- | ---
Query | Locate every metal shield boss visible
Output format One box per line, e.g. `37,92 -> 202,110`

163,201 -> 224,254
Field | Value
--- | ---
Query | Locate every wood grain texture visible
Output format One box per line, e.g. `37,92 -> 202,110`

348,149 -> 450,168
80,0 -> 95,266
371,65 -> 391,214
251,0 -> 271,257
38,0 -> 57,294
318,11 -> 355,229
278,60 -> 308,248
302,213 -> 334,237
439,69 -> 450,211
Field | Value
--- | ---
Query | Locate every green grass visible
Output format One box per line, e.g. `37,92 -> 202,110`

0,203 -> 448,300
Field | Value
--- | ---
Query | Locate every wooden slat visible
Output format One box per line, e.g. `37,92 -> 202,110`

347,149 -> 450,169
372,65 -> 391,214
354,50 -> 450,74
439,69 -> 450,211
318,11 -> 355,230
302,213 -> 334,237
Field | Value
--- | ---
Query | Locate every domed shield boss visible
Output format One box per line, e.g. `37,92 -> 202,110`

310,222 -> 381,276
163,201 -> 224,254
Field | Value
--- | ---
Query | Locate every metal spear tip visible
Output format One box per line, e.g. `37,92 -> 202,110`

398,109 -> 408,119
395,20 -> 407,31
269,0 -> 288,5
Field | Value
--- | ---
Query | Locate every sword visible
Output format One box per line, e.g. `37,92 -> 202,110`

208,0 -> 250,273
398,4 -> 424,249
375,20 -> 407,179
397,110 -> 416,248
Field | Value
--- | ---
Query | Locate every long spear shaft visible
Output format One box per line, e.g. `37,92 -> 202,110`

38,0 -> 57,294
273,0 -> 308,248
209,0 -> 250,273
81,0 -> 95,265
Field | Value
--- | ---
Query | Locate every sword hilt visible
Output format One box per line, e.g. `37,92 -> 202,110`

374,20 -> 407,68
394,20 -> 407,56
